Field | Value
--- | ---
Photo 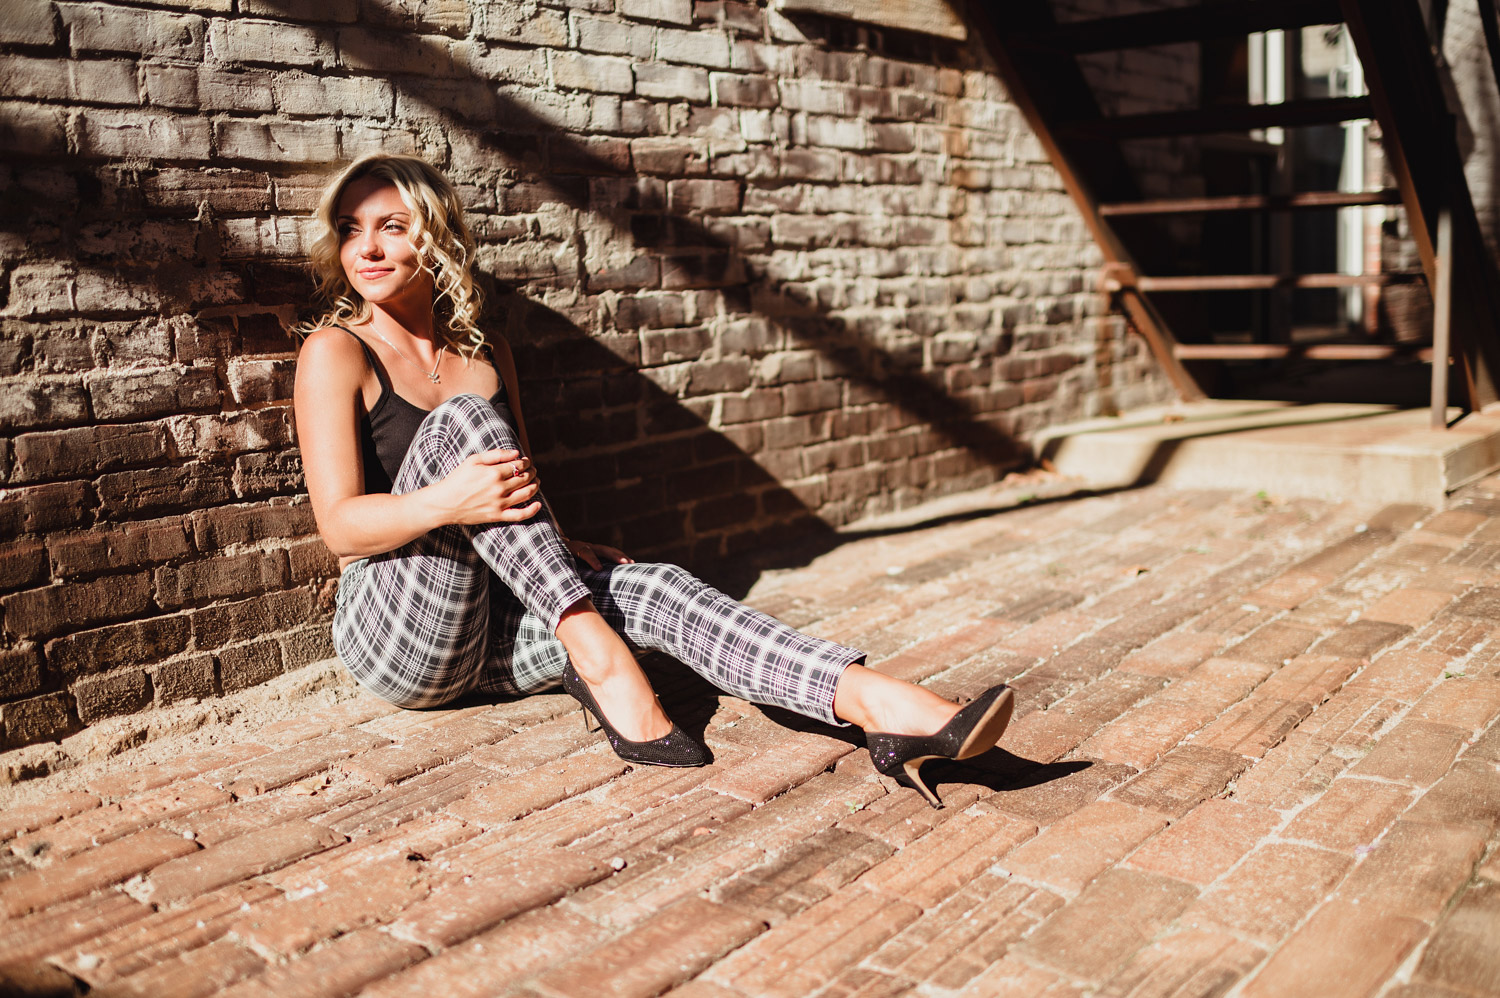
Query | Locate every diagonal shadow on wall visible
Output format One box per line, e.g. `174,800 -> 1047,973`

0,5 -> 1085,592
272,2 -> 1037,467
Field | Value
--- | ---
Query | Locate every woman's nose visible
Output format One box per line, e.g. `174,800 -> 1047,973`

355,227 -> 381,258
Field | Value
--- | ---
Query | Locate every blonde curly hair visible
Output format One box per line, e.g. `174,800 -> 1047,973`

297,155 -> 484,357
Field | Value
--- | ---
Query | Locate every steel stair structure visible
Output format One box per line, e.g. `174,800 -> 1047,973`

970,0 -> 1500,426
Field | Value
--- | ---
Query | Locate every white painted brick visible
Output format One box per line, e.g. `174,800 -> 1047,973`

210,18 -> 334,69
218,217 -> 304,258
338,122 -> 419,158
779,79 -> 849,114
0,101 -> 68,154
215,119 -> 338,163
79,108 -> 211,159
620,0 -> 691,25
572,14 -> 653,58
143,63 -> 197,107
0,57 -> 71,100
70,58 -> 138,104
796,113 -> 868,150
635,62 -> 709,103
61,4 -> 204,59
196,67 -> 275,112
0,0 -> 57,45
337,27 -> 453,76
453,40 -> 547,86
273,72 -> 393,119
480,3 -> 567,46
496,85 -> 592,133
656,26 -> 730,68
240,0 -> 355,22
550,51 -> 634,95
144,65 -> 271,112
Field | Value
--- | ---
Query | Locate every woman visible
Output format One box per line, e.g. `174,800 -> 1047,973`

292,154 -> 1013,807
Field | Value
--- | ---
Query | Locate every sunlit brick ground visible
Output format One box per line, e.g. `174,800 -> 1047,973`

3,476 -> 1499,997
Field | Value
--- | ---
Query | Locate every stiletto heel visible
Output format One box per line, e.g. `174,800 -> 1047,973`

581,708 -> 601,734
865,684 -> 1014,810
561,664 -> 709,768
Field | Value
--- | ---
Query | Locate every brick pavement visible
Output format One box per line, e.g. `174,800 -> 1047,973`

3,478 -> 1500,997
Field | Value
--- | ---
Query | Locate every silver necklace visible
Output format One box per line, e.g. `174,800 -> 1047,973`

369,327 -> 444,384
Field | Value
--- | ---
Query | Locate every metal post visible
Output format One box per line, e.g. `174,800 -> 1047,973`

1431,206 -> 1453,429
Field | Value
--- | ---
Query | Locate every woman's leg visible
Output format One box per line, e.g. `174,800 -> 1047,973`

376,394 -> 670,739
485,561 -> 961,734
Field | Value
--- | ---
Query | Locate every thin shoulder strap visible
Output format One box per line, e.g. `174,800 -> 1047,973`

335,325 -> 391,392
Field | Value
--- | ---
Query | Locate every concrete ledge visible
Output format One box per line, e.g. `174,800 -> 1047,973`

1037,402 -> 1500,507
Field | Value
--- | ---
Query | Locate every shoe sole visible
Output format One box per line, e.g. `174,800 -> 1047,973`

953,686 -> 1015,761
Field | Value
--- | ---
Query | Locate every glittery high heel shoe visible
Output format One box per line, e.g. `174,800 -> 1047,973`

561,664 -> 709,768
865,684 -> 1015,809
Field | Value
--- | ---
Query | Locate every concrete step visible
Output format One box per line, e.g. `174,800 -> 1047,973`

1036,401 -> 1500,506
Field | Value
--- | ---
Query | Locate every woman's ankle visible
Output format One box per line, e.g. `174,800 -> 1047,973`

834,664 -> 960,735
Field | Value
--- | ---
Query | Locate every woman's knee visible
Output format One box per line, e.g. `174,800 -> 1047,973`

424,393 -> 512,440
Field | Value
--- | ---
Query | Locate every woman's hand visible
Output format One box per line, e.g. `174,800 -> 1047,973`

566,538 -> 633,570
430,448 -> 542,525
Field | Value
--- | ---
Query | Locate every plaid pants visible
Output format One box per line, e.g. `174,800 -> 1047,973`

333,394 -> 862,723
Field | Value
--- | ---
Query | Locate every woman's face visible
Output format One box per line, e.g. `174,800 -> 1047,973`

336,176 -> 433,309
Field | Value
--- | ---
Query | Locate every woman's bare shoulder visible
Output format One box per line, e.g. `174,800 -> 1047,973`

295,326 -> 369,392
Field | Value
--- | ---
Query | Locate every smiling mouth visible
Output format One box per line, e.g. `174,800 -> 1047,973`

357,268 -> 395,278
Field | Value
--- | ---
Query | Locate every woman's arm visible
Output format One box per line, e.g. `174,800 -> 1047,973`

293,328 -> 540,559
486,336 -> 629,568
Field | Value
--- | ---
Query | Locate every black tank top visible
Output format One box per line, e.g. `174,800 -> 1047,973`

341,328 -> 510,495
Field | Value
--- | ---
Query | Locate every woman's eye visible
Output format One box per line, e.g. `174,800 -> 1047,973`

384,222 -> 405,233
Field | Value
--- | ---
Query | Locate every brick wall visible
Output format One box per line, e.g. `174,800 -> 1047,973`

0,0 -> 1176,751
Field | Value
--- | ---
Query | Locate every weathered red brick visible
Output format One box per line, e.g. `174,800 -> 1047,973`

386,849 -> 612,950
1098,928 -> 1266,998
1108,745 -> 1247,817
95,936 -> 268,998
1193,696 -> 1311,759
1343,648 -> 1450,703
12,778 -> 228,861
1350,718 -> 1466,786
362,907 -> 610,998
861,872 -> 1062,991
0,827 -> 199,917
1410,881 -> 1500,995
1012,869 -> 1198,984
444,748 -> 627,823
51,881 -> 277,985
1239,900 -> 1427,998
229,856 -> 429,958
706,728 -> 854,803
155,549 -> 289,609
212,728 -> 391,798
1124,798 -> 1279,885
2,573 -> 153,639
1244,570 -> 1333,609
317,760 -> 492,837
0,789 -> 101,839
703,887 -> 915,998
858,810 -> 1037,909
712,827 -> 895,924
1280,776 -> 1413,853
143,818 -> 346,905
1407,676 -> 1500,735
0,891 -> 151,969
1337,819 -> 1487,922
527,896 -> 766,998
999,799 -> 1165,895
215,927 -> 425,998
1179,843 -> 1350,945
1118,631 -> 1225,677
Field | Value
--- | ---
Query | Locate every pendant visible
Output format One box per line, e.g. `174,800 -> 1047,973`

427,372 -> 441,384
